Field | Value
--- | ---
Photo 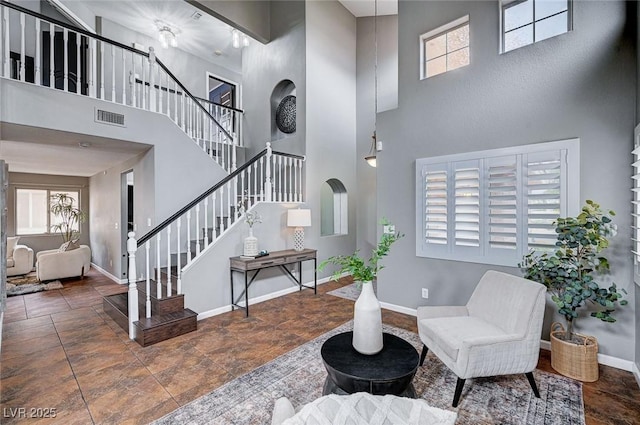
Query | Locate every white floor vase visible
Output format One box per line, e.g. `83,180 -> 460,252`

352,280 -> 383,355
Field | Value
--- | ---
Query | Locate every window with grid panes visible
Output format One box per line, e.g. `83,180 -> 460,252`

420,15 -> 469,79
501,0 -> 572,53
16,188 -> 80,236
415,139 -> 580,266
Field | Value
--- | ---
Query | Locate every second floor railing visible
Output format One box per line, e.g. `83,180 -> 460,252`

0,0 -> 240,172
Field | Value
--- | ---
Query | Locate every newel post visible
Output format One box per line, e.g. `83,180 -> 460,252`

265,142 -> 273,202
127,231 -> 139,340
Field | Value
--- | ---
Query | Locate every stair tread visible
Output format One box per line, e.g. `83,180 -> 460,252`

135,309 -> 197,330
104,293 -> 128,314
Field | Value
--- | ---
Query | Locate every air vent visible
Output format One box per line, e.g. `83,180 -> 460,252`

191,11 -> 202,20
95,109 -> 125,127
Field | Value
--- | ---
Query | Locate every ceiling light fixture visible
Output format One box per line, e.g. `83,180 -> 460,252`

365,0 -> 379,168
155,21 -> 179,49
231,28 -> 250,49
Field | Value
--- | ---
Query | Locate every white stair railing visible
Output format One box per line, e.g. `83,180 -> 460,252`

0,0 -> 240,172
126,143 -> 305,337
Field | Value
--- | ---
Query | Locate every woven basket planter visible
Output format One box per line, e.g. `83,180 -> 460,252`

550,322 -> 599,382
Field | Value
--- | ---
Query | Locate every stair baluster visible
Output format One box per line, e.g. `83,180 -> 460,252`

177,217 -> 182,294
127,232 -> 139,340
166,225 -> 171,297
145,240 -> 151,318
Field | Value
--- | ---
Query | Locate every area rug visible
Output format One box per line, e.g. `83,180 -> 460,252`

5,272 -> 62,297
327,281 -> 377,301
152,323 -> 584,425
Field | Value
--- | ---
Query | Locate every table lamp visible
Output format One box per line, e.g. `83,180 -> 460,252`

287,209 -> 311,251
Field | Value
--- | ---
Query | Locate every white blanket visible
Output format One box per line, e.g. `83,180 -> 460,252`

279,393 -> 457,425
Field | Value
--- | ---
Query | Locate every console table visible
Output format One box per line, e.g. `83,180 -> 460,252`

229,249 -> 317,317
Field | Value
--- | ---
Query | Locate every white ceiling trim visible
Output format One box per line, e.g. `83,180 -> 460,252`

338,0 -> 398,17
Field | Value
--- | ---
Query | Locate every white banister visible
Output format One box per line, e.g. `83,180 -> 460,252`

145,240 -> 151,318
186,210 -> 192,264
166,225 -> 171,297
19,12 -> 25,82
156,233 -> 161,299
176,216 -> 182,294
148,46 -> 156,112
265,143 -> 272,202
203,197 -> 209,248
35,18 -> 40,85
195,203 -> 201,255
127,232 -> 139,340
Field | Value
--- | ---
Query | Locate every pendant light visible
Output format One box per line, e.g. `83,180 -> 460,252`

365,0 -> 379,167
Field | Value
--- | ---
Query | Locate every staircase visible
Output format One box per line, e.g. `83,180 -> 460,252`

0,1 -> 307,345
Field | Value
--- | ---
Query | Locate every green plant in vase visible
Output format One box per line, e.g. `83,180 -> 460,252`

50,193 -> 86,243
319,218 -> 404,284
520,200 -> 627,343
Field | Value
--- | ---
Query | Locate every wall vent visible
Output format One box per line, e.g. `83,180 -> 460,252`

95,109 -> 125,127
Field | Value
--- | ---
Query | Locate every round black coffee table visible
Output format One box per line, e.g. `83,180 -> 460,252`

320,331 -> 419,398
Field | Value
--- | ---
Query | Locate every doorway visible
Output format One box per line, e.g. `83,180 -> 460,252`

121,170 -> 134,281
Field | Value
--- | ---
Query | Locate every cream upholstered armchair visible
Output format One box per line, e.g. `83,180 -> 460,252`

36,244 -> 91,282
416,270 -> 546,407
6,237 -> 34,277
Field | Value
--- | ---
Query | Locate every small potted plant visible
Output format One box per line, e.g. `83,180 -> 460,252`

520,200 -> 627,381
50,193 -> 86,243
319,218 -> 403,355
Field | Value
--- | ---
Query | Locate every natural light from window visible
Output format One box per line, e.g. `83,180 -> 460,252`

501,0 -> 572,53
16,189 -> 80,235
420,15 -> 470,79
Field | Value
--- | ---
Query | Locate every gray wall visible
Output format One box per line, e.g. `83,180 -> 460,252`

0,79 -> 228,279
356,15 -> 398,256
6,172 -> 90,259
187,0 -> 271,44
242,1 -> 306,157
306,0 -> 358,272
377,0 -> 636,361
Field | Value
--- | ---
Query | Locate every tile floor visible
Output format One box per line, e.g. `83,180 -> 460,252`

1,269 -> 639,424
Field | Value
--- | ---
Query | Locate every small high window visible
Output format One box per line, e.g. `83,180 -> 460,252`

501,0 -> 572,53
420,15 -> 469,80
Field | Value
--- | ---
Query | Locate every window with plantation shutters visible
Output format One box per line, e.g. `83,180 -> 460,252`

632,125 -> 640,270
416,139 -> 579,266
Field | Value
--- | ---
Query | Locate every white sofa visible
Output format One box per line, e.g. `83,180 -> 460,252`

416,270 -> 546,407
36,245 -> 91,282
272,393 -> 457,425
7,243 -> 34,277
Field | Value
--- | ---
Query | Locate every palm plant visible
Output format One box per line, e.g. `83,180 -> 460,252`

50,193 -> 85,243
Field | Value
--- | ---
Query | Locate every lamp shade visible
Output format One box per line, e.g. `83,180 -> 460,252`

287,209 -> 311,227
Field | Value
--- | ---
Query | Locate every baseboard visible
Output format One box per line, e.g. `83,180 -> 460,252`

633,362 -> 640,389
197,275 -> 333,321
91,262 -> 127,284
379,301 -> 418,317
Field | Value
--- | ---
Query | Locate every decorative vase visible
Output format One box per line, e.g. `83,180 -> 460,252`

352,280 -> 383,355
243,227 -> 258,256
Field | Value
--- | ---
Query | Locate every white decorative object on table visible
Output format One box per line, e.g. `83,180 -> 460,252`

242,211 -> 262,256
287,208 -> 311,252
352,280 -> 383,355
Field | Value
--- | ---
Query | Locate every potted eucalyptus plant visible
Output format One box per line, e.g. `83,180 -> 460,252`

520,200 -> 627,381
319,218 -> 403,355
50,193 -> 86,243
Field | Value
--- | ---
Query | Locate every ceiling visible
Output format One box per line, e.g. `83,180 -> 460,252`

0,124 -> 150,177
338,0 -> 398,17
58,0 -> 244,73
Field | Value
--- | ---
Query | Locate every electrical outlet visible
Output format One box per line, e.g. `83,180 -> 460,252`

421,288 -> 429,299
383,224 -> 395,234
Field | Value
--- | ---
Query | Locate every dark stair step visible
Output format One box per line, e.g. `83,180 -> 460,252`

139,278 -> 186,315
102,292 -> 197,347
134,309 -> 197,347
